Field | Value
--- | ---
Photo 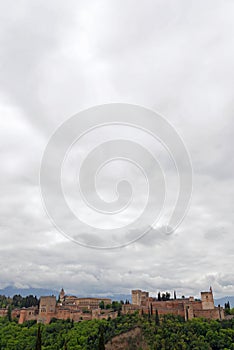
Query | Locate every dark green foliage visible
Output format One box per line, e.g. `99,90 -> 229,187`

98,326 -> 105,350
99,301 -> 105,309
143,314 -> 234,349
0,295 -> 11,308
0,313 -> 234,349
224,302 -> 234,316
155,309 -> 160,326
148,307 -> 151,321
150,303 -> 153,316
111,300 -> 122,312
7,304 -> 12,322
0,293 -> 39,309
224,301 -> 230,310
16,294 -> 39,308
161,292 -> 171,301
157,291 -> 171,301
35,324 -> 42,350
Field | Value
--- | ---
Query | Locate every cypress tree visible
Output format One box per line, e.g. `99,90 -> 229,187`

98,327 -> 105,350
35,324 -> 42,350
148,307 -> 151,321
7,305 -> 12,322
155,309 -> 160,326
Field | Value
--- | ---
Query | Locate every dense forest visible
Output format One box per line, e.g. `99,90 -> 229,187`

0,311 -> 234,349
0,295 -> 39,309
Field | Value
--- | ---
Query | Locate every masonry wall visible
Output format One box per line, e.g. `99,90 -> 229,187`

194,307 -> 224,320
19,307 -> 38,324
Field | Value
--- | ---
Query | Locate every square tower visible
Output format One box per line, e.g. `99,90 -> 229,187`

132,290 -> 149,306
201,287 -> 214,310
39,296 -> 57,314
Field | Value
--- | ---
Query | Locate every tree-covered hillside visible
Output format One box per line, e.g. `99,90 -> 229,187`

0,313 -> 234,349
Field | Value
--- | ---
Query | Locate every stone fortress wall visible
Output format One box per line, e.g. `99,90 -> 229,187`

1,286 -> 225,324
123,287 -> 224,321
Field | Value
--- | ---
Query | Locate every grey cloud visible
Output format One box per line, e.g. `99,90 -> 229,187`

0,0 -> 234,298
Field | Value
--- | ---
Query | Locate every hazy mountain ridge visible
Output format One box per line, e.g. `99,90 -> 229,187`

1,286 -> 233,307
214,296 -> 234,307
0,286 -> 131,301
0,286 -> 58,298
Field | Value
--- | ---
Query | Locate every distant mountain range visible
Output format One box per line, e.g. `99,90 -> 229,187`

0,286 -> 233,307
0,286 -> 131,301
0,286 -> 58,298
214,296 -> 234,308
101,294 -> 131,302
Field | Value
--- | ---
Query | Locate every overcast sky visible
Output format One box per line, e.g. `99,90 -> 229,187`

0,0 -> 234,299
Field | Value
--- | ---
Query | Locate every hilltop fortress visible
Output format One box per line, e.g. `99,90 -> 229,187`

0,287 -> 224,324
124,287 -> 224,321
